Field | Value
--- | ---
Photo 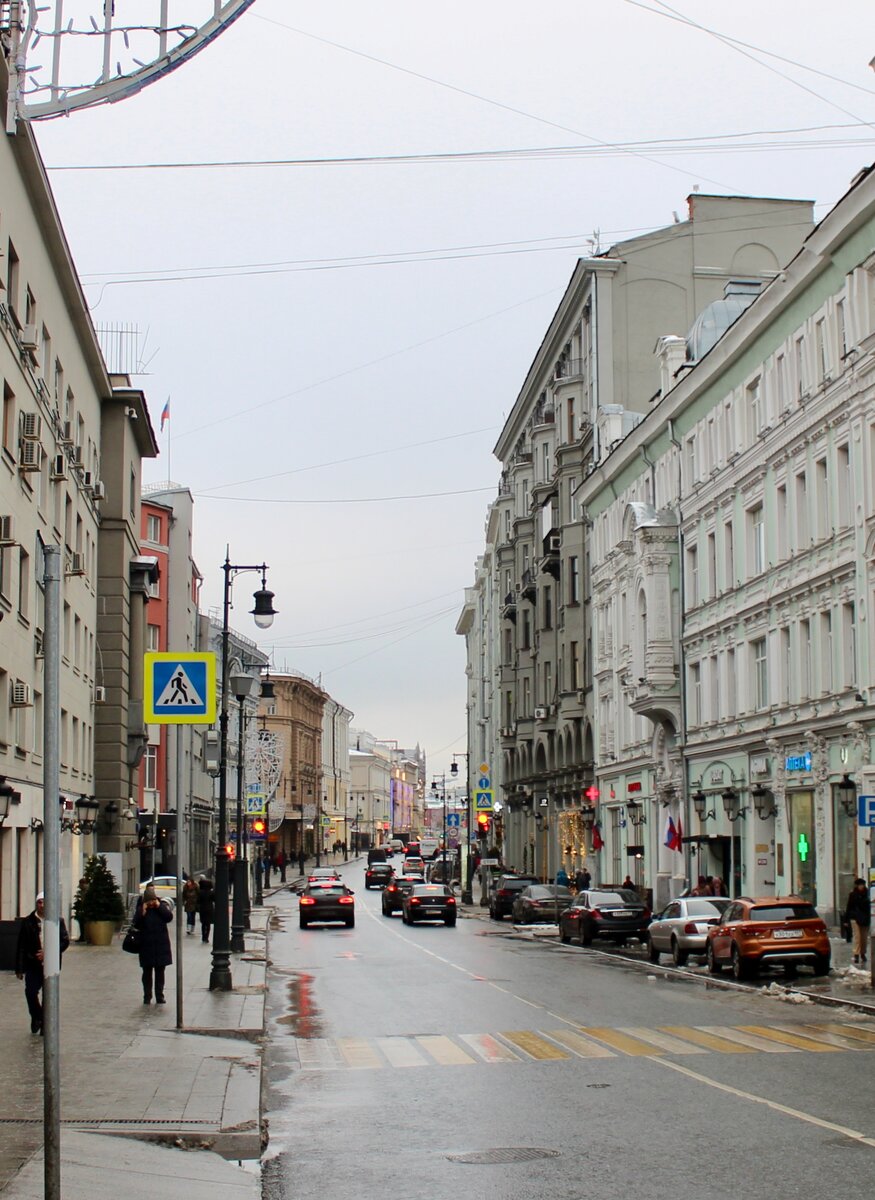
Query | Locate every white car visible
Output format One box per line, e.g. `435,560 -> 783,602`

648,896 -> 731,966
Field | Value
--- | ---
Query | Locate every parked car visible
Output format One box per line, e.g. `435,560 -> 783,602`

706,896 -> 831,980
364,862 -> 394,890
648,897 -> 731,965
381,873 -> 425,916
139,876 -> 183,909
511,885 -> 574,924
488,874 -> 540,920
298,881 -> 355,929
402,884 -> 457,926
559,889 -> 651,947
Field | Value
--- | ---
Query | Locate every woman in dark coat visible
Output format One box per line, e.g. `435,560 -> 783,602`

197,876 -> 215,944
133,885 -> 173,1004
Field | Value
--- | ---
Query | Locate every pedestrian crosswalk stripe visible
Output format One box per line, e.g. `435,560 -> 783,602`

501,1031 -> 570,1061
289,1021 -> 875,1071
735,1024 -> 843,1053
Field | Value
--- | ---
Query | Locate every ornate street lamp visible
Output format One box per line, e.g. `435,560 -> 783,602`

692,790 -> 716,821
751,783 -> 778,820
210,553 -> 276,993
721,787 -> 746,822
229,672 -> 258,953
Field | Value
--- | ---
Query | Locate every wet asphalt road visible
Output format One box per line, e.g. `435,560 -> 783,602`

261,879 -> 875,1200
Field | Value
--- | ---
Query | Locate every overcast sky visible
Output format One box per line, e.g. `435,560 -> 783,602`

26,0 -> 875,773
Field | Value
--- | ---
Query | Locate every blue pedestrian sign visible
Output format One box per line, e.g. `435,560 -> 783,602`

858,795 -> 875,827
446,813 -> 461,828
144,652 -> 216,724
475,789 -> 494,811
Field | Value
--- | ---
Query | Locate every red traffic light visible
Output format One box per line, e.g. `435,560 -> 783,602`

476,812 -> 491,834
251,817 -> 266,835
224,842 -> 236,860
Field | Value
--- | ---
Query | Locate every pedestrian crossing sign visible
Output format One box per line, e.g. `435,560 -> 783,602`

474,789 -> 494,810
144,652 -> 217,724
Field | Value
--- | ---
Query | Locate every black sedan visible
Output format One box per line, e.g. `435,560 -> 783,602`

364,862 -> 394,889
402,884 -> 457,927
299,881 -> 356,929
381,873 -> 424,916
559,888 -> 651,947
511,885 -> 573,924
489,874 -> 539,920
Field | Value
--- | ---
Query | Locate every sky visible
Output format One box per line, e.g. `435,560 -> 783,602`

21,0 -> 875,775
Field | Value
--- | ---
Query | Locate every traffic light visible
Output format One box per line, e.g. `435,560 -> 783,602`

224,842 -> 236,860
251,817 -> 266,837
476,811 -> 491,837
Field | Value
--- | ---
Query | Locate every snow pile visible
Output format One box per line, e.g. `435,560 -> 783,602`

759,981 -> 811,1003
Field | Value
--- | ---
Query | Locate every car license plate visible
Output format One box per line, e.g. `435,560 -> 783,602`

773,928 -> 804,939
425,908 -> 442,915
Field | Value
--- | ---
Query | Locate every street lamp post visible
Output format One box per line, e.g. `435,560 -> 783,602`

229,673 -> 258,954
450,755 -> 471,903
209,553 -> 276,993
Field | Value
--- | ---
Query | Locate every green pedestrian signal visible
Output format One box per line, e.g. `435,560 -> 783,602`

797,832 -> 810,862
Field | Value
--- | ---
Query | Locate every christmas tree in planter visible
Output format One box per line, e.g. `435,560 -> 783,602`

74,855 -> 125,943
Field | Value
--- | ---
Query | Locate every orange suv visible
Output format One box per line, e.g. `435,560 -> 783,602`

705,896 -> 830,981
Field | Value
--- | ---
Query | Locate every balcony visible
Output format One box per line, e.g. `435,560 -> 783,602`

554,358 -> 584,382
501,592 -> 517,623
520,569 -> 537,604
540,531 -> 560,580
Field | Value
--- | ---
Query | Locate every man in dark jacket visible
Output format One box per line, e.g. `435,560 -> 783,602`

15,893 -> 70,1034
846,878 -> 871,965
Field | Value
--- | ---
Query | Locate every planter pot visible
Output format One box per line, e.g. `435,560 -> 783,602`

84,920 -> 116,947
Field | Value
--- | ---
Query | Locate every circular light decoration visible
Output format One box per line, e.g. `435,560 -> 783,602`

3,0 -> 255,129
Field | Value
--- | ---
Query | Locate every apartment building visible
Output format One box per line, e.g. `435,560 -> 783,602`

259,672 -> 327,859
322,697 -> 353,848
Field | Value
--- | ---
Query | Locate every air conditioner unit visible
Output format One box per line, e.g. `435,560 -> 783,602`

20,411 -> 41,440
70,445 -> 84,467
19,325 -> 39,353
11,681 -> 32,707
68,552 -> 85,576
19,440 -> 41,471
92,480 -> 106,501
94,686 -> 106,704
59,421 -> 73,445
0,515 -> 14,545
534,706 -> 549,719
50,454 -> 67,481
81,471 -> 94,491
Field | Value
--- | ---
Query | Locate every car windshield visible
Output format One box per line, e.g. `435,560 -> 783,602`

589,891 -> 633,905
307,885 -> 347,896
411,886 -> 449,897
685,899 -> 730,917
501,879 -> 534,890
529,886 -> 571,898
750,904 -> 818,921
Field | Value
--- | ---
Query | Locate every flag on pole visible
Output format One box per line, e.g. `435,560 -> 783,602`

160,399 -> 170,431
664,814 -> 683,852
591,822 -> 604,851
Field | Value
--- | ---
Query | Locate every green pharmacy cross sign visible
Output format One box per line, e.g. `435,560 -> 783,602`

797,833 -> 810,863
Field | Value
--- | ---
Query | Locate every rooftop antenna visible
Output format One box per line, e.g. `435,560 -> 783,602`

3,1 -> 255,132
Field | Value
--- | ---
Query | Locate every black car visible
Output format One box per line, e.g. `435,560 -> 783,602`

402,884 -> 457,927
299,881 -> 356,929
365,862 -> 394,889
559,888 -> 651,947
381,873 -> 424,916
488,874 -> 539,920
511,885 -> 573,924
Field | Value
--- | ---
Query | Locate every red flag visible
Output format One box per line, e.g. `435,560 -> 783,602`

591,822 -> 604,851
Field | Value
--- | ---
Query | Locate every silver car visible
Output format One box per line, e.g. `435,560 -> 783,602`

648,897 -> 731,966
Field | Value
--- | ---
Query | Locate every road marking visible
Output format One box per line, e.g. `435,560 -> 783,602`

416,1035 -> 476,1066
336,1038 -> 383,1069
650,1056 -> 875,1148
785,1024 -> 874,1051
459,1033 -> 523,1063
735,1024 -> 843,1052
659,1026 -> 756,1053
500,1030 -> 570,1061
816,1022 -> 875,1046
696,1025 -> 798,1053
376,1037 -> 429,1068
545,1028 -> 617,1059
579,1027 -> 665,1056
295,1039 -> 342,1070
619,1026 -> 709,1055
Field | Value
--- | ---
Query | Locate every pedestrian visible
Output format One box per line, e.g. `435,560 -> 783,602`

575,867 -> 591,893
710,876 -> 727,897
342,841 -> 348,860
277,850 -> 287,882
622,874 -> 635,891
133,885 -> 173,1005
74,876 -> 88,941
298,848 -> 306,876
182,875 -> 199,935
197,876 -> 215,944
555,866 -> 569,887
845,878 -> 871,966
15,892 -> 69,1034
691,875 -> 710,896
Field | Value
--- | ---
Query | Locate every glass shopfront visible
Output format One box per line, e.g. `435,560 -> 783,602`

787,790 -> 816,902
833,786 -> 857,918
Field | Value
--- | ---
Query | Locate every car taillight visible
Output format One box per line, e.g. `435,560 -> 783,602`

446,897 -> 456,905
409,897 -> 421,905
683,922 -> 699,935
590,908 -> 602,919
498,889 -> 511,897
300,896 -> 316,905
339,896 -> 354,905
642,909 -> 651,920
388,885 -> 397,892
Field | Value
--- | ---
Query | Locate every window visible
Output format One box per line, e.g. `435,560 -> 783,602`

726,647 -> 736,715
6,240 -> 20,318
842,602 -> 856,688
504,690 -> 514,727
521,675 -> 531,716
753,638 -> 768,710
146,514 -> 161,543
837,444 -> 851,529
543,661 -> 553,703
690,662 -> 702,725
780,627 -> 791,704
775,353 -> 787,412
814,458 -> 828,540
795,473 -> 809,547
541,442 -> 551,483
815,319 -> 828,382
147,623 -> 161,651
570,641 -> 580,690
569,479 -> 579,524
686,436 -> 697,488
521,608 -> 531,650
568,556 -> 580,604
747,376 -> 763,436
543,585 -> 553,630
706,532 -> 716,600
18,548 -> 29,621
776,484 -> 788,559
567,396 -> 575,443
749,505 -> 765,575
799,619 -> 812,698
709,654 -> 719,722
836,299 -> 848,359
724,520 -> 734,588
686,544 -> 698,606
820,611 -> 833,693
144,745 -> 158,790
795,335 -> 807,398
2,382 -> 14,454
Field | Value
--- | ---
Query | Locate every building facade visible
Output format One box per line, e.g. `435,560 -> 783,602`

259,673 -> 326,859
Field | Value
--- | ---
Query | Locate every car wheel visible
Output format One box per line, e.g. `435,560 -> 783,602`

560,925 -> 570,944
731,944 -> 751,981
648,939 -> 661,964
706,942 -> 723,974
445,917 -> 456,927
299,920 -> 308,930
489,908 -> 500,921
783,963 -> 798,979
615,937 -> 627,947
346,918 -> 355,928
581,926 -> 593,948
813,955 -> 831,977
671,938 -> 688,968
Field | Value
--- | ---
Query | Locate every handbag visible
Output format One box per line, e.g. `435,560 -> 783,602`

121,925 -> 140,954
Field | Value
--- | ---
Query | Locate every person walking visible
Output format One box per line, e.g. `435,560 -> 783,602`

710,876 -> 727,897
133,885 -> 173,1004
15,892 -> 69,1034
182,876 -> 199,935
298,848 -> 306,876
277,850 -> 287,883
845,878 -> 871,966
555,866 -> 569,887
691,875 -> 710,896
197,876 -> 215,944
575,867 -> 591,893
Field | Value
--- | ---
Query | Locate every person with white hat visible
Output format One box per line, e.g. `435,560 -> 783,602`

15,893 -> 70,1034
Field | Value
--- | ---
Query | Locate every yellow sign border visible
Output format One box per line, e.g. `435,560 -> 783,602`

144,651 -> 217,724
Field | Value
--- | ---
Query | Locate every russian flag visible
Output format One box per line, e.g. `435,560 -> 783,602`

160,399 -> 170,431
664,815 -> 683,852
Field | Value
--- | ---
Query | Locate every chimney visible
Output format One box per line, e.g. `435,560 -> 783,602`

655,335 -> 688,397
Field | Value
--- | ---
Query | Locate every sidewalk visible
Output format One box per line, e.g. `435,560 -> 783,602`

0,907 -> 268,1198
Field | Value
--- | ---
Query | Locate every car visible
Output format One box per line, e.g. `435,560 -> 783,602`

559,889 -> 651,947
488,874 -> 539,920
381,873 -> 424,916
705,896 -> 831,980
402,883 -> 457,926
402,855 -> 426,875
511,884 -> 574,924
648,897 -> 731,965
426,855 -> 457,885
299,881 -> 356,929
404,841 -> 421,857
307,867 -> 341,883
364,862 -> 394,889
367,847 -> 388,865
139,876 -> 183,909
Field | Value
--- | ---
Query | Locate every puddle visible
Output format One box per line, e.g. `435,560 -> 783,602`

275,972 -> 324,1037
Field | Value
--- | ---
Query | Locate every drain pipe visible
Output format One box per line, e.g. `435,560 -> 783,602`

667,419 -> 691,891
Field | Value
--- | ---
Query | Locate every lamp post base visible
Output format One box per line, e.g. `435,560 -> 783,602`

210,850 -> 233,990
231,857 -> 246,953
